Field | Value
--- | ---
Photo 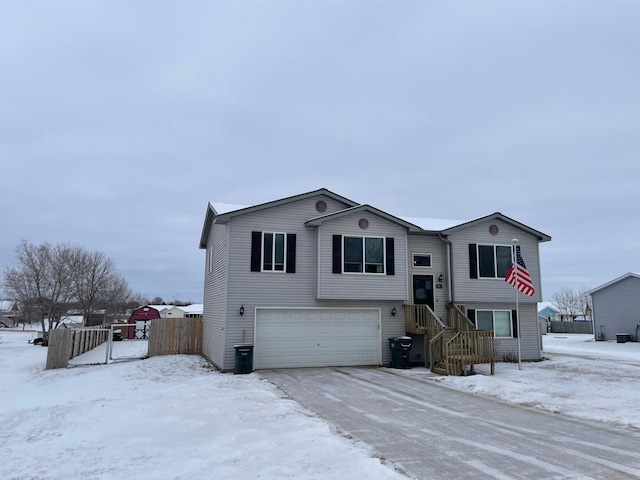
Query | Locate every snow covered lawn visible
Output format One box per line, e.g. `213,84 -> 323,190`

0,331 -> 402,480
432,334 -> 640,430
2,331 -> 640,479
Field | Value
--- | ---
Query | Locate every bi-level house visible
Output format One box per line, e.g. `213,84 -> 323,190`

199,189 -> 551,374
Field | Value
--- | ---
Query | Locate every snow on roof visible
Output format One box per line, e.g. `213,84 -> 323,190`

59,315 -> 84,326
209,200 -> 463,232
0,301 -> 17,311
537,302 -> 559,312
211,202 -> 248,215
179,304 -> 203,313
147,305 -> 173,312
399,216 -> 465,231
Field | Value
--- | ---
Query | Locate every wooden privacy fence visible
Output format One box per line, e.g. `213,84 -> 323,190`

148,317 -> 203,356
549,321 -> 593,334
46,327 -> 109,369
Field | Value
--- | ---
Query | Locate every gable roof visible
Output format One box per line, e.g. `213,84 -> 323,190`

0,301 -> 17,311
199,190 -> 551,248
588,272 -> 640,295
199,188 -> 359,248
537,302 -> 559,313
440,212 -> 551,242
305,205 -> 422,232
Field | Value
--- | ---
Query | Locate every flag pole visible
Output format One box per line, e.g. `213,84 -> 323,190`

512,238 -> 522,370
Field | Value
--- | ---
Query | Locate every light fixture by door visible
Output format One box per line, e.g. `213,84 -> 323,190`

239,305 -> 245,316
391,306 -> 397,316
438,274 -> 444,282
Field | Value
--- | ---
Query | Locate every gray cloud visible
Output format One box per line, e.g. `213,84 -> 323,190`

1,1 -> 638,301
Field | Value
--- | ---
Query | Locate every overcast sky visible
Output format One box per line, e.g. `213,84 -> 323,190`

1,1 -> 638,303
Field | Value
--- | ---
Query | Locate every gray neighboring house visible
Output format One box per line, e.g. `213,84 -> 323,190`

199,189 -> 551,373
589,273 -> 640,341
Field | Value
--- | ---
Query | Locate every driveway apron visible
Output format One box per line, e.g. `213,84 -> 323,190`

260,367 -> 640,479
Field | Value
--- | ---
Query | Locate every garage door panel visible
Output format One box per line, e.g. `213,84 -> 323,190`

255,308 -> 380,369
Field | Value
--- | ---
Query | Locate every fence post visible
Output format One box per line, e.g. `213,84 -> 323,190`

46,329 -> 74,369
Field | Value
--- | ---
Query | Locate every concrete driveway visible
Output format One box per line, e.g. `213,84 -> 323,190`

260,367 -> 640,479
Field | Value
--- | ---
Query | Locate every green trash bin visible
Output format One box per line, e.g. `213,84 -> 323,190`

234,344 -> 254,374
388,336 -> 412,369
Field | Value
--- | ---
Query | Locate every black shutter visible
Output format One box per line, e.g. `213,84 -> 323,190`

286,234 -> 296,273
469,244 -> 478,279
332,235 -> 342,274
250,231 -> 262,272
512,310 -> 518,338
385,237 -> 395,275
467,309 -> 476,328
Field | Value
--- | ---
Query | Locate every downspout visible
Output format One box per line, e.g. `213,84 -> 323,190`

439,233 -> 454,304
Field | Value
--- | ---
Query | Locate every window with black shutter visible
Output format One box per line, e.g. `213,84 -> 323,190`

332,235 -> 394,275
250,231 -> 296,273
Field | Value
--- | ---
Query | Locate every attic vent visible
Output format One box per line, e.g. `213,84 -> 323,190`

489,224 -> 499,236
315,200 -> 327,213
359,218 -> 369,229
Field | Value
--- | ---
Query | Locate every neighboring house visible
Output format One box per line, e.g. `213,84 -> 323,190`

160,306 -> 186,318
0,300 -> 21,326
538,303 -> 560,322
148,304 -> 204,318
558,313 -> 582,322
148,304 -> 173,318
57,315 -> 84,328
180,304 -> 203,318
199,188 -> 551,373
589,273 -> 640,341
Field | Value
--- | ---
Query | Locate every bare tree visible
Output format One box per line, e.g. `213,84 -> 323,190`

2,241 -> 75,334
550,287 -> 592,320
2,240 -> 133,334
70,247 -> 131,324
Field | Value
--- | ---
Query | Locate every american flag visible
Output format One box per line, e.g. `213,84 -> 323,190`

505,245 -> 535,296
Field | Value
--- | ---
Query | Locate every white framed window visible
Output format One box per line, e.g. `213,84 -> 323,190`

476,310 -> 512,338
413,253 -> 432,268
343,236 -> 385,274
262,232 -> 286,272
477,244 -> 512,278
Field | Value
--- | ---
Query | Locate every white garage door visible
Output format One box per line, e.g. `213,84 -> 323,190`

254,308 -> 380,369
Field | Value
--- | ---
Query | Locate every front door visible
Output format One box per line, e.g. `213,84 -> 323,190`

413,275 -> 434,310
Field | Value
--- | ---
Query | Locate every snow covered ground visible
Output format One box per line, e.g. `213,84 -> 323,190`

433,333 -> 640,431
1,330 -> 402,480
1,330 -> 639,479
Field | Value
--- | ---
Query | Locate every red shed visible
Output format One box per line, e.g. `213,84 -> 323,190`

128,306 -> 160,339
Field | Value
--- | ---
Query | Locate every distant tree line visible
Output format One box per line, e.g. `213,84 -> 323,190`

1,240 -> 141,334
149,297 -> 194,306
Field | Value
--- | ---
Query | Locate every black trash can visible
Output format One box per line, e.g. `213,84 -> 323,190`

112,329 -> 123,341
616,333 -> 631,344
234,344 -> 254,374
388,336 -> 412,369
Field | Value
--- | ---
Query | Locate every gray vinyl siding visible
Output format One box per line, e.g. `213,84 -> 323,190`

467,302 -> 541,361
591,276 -> 640,341
316,213 -> 409,300
220,194 -> 410,370
447,219 -> 544,304
202,223 -> 229,369
406,234 -> 449,320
